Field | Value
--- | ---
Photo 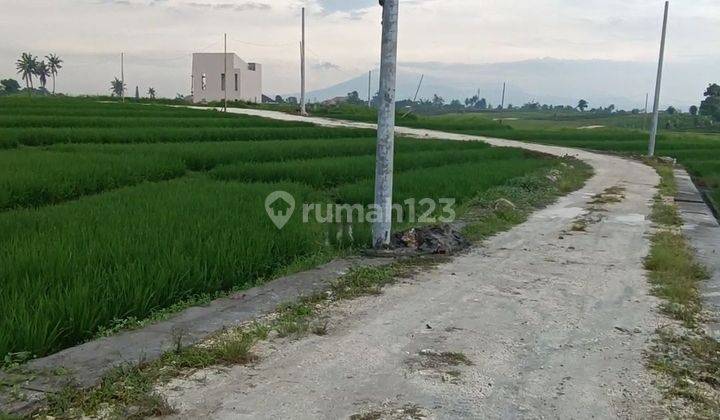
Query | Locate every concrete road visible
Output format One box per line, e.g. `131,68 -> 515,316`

159,110 -> 666,419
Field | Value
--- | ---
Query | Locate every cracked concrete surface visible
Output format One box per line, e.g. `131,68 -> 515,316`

158,110 -> 666,419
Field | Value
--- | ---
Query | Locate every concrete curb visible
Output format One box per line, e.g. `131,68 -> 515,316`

674,168 -> 720,339
0,256 -> 393,414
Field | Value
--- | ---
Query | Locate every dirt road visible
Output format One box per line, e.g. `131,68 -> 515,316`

161,110 -> 665,418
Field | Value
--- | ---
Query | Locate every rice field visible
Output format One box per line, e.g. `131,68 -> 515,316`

0,97 -> 571,358
392,112 -> 720,211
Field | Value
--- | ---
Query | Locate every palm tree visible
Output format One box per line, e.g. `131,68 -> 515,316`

35,61 -> 51,92
110,77 -> 125,97
45,54 -> 63,94
15,53 -> 38,95
147,87 -> 156,100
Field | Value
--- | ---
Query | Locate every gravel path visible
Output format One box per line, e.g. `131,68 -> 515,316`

160,109 -> 666,419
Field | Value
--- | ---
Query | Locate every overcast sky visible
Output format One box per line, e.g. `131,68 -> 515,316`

1,0 -> 718,99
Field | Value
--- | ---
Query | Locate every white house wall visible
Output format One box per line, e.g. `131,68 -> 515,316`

191,53 -> 262,103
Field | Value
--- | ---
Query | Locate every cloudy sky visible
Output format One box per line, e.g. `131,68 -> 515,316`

1,0 -> 718,103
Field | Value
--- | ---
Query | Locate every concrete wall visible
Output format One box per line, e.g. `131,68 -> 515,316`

191,53 -> 262,103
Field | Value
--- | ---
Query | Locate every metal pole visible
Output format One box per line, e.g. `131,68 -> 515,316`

121,52 -> 125,103
300,7 -> 307,116
500,82 -> 506,109
223,33 -> 228,112
644,93 -> 649,114
648,1 -> 669,157
368,70 -> 372,107
372,0 -> 399,249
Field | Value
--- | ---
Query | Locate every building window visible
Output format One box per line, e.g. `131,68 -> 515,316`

234,73 -> 238,91
201,73 -> 207,91
220,73 -> 226,91
248,63 -> 256,71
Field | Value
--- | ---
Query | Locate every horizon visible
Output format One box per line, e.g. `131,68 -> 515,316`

1,1 -> 718,107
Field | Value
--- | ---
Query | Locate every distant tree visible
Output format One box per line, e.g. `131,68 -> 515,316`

477,98 -> 487,109
666,106 -> 677,115
699,83 -> 720,121
274,95 -> 284,103
464,95 -> 478,108
15,52 -> 38,95
135,86 -> 140,100
0,79 -> 21,94
35,61 -> 51,91
35,61 -> 51,90
346,90 -> 362,105
507,104 -> 514,110
147,87 -> 156,99
577,99 -> 588,112
45,53 -> 62,94
607,104 -> 615,113
689,105 -> 698,116
447,99 -> 464,111
287,96 -> 298,104
432,94 -> 444,107
110,77 -> 125,97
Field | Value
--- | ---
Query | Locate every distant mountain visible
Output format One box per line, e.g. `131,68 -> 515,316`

289,58 -> 719,111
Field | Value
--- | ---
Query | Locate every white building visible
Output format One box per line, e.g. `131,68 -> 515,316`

191,53 -> 262,103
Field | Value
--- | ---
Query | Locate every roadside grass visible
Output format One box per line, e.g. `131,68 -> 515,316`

461,158 -> 592,242
25,156 -> 593,418
643,160 -> 719,417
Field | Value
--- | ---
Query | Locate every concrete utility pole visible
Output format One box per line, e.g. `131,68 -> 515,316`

644,93 -> 649,114
300,7 -> 307,116
368,70 -> 372,107
412,74 -> 424,102
223,33 -> 228,112
648,1 -> 669,157
372,0 -> 399,249
500,82 -> 506,109
120,52 -> 125,103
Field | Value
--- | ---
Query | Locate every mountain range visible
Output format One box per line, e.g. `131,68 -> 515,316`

289,58 -> 719,111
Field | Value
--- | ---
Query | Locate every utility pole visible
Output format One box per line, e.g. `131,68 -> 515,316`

121,52 -> 125,103
300,7 -> 307,116
648,1 -> 669,157
412,74 -> 424,102
223,33 -> 228,112
500,82 -> 506,109
368,70 -> 372,107
644,93 -> 649,114
372,0 -> 399,249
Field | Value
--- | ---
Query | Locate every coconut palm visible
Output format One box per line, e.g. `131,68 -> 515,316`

35,61 -> 51,91
15,53 -> 38,95
110,77 -> 125,97
147,87 -> 156,99
45,54 -> 63,94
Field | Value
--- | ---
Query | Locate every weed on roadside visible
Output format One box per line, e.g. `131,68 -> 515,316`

644,160 -> 720,417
